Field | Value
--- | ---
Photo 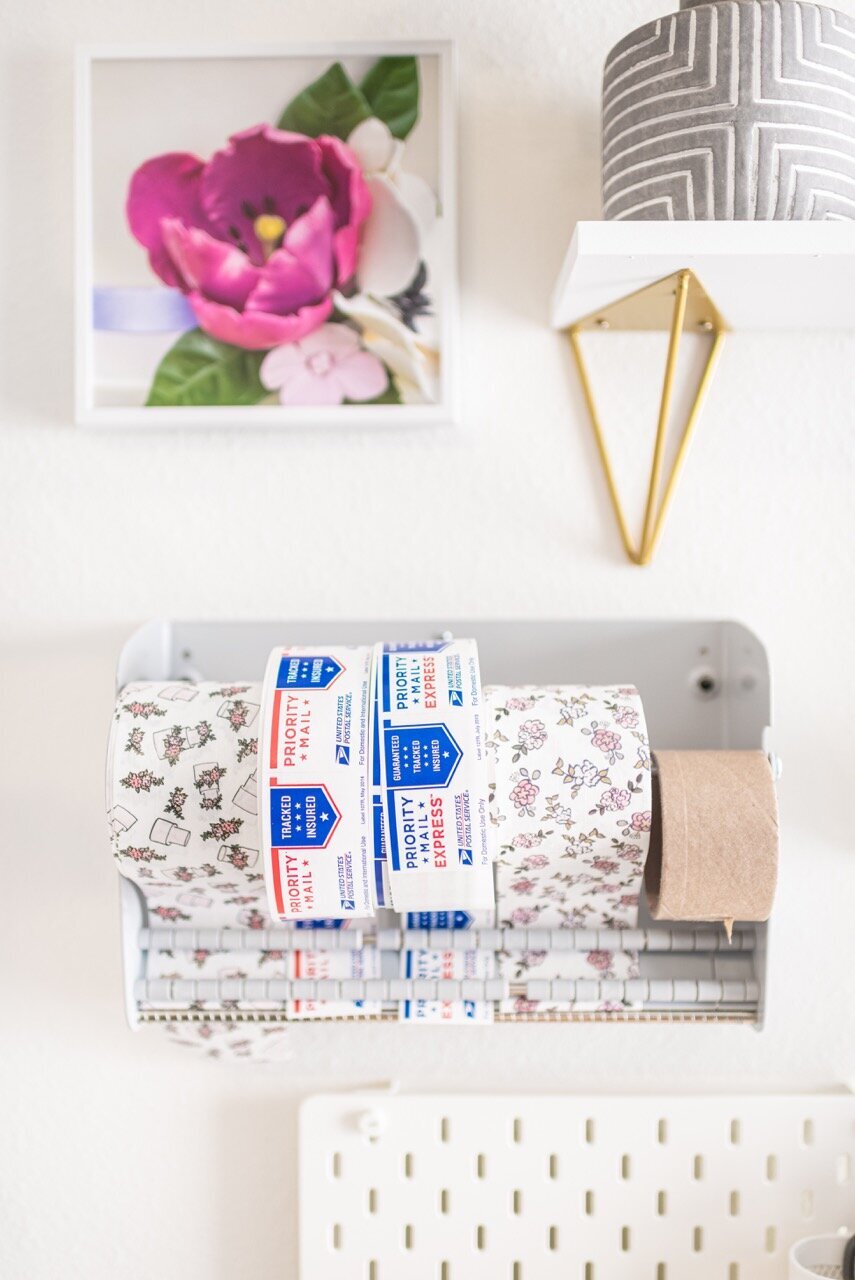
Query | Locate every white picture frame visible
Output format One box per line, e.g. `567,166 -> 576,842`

75,41 -> 458,428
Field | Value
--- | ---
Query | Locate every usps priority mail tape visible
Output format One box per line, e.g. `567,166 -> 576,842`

377,639 -> 495,913
260,646 -> 373,921
400,947 -> 495,1024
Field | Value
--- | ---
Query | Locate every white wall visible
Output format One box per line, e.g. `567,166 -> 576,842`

3,1 -> 855,1276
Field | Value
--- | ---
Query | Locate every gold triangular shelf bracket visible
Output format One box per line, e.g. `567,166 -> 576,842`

566,269 -> 727,565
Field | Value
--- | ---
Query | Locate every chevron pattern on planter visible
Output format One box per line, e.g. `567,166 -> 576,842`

602,0 -> 855,220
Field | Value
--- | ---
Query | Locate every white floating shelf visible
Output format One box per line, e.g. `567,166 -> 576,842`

551,220 -> 855,331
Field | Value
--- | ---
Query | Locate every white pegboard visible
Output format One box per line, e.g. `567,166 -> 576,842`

299,1093 -> 855,1280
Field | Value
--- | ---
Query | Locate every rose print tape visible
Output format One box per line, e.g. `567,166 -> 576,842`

486,685 -> 652,933
376,639 -> 495,913
259,646 -> 374,921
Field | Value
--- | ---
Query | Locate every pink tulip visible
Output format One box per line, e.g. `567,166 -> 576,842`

126,124 -> 371,350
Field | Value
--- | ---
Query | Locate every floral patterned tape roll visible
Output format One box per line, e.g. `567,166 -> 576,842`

485,685 -> 652,1015
486,686 -> 652,930
107,681 -> 267,931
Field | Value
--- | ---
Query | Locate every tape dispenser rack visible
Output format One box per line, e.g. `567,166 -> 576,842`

113,619 -> 775,1028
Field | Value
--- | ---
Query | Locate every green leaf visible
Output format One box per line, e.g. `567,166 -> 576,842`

359,56 -> 420,139
145,329 -> 267,407
277,61 -> 371,140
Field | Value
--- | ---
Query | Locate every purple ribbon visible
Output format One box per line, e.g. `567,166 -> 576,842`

93,287 -> 196,333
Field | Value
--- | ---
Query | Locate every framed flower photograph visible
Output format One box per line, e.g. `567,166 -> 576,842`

75,42 -> 456,427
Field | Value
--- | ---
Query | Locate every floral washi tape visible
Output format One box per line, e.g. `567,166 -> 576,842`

486,685 -> 652,932
500,947 -> 641,1016
376,640 -> 494,913
107,681 -> 269,930
399,948 -> 496,1024
259,646 -> 374,921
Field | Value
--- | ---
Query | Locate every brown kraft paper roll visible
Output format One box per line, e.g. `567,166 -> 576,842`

645,750 -> 779,928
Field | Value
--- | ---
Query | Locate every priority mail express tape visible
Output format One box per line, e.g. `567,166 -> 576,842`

260,646 -> 373,921
377,640 -> 495,912
400,947 -> 495,1024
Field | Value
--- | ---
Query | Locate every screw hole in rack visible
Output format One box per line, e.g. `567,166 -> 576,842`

404,1152 -> 414,1179
729,1190 -> 740,1217
404,1224 -> 414,1250
440,1264 -> 450,1280
621,1153 -> 631,1180
802,1118 -> 815,1146
729,1265 -> 739,1280
548,1225 -> 559,1251
368,1187 -> 378,1214
513,1188 -> 523,1215
476,1153 -> 487,1180
621,1226 -> 631,1252
765,1226 -> 777,1253
332,1223 -> 342,1250
657,1190 -> 667,1216
585,1264 -> 595,1280
729,1119 -> 741,1146
766,1154 -> 777,1181
657,1118 -> 668,1145
693,1154 -> 704,1180
440,1188 -> 450,1214
513,1117 -> 523,1144
585,1118 -> 596,1145
368,1262 -> 377,1280
585,1190 -> 595,1216
440,1117 -> 451,1144
476,1225 -> 486,1251
549,1153 -> 559,1180
332,1151 -> 342,1178
656,1265 -> 667,1280
512,1263 -> 522,1280
693,1226 -> 703,1253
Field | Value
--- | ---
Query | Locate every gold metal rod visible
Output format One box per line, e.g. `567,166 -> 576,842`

568,326 -> 640,564
639,270 -> 690,558
640,329 -> 725,565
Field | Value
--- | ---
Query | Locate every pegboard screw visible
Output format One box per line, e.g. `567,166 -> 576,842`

356,1108 -> 387,1142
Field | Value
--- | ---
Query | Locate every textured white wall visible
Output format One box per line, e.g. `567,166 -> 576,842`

3,1 -> 855,1276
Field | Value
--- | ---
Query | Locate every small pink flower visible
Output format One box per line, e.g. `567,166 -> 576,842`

630,810 -> 652,832
591,858 -> 620,874
614,707 -> 639,728
600,787 -> 631,811
586,950 -> 613,972
513,998 -> 540,1013
510,779 -> 539,812
517,719 -> 547,751
510,907 -> 538,926
507,697 -> 535,711
513,833 -> 541,849
510,878 -> 538,895
261,323 -> 387,406
521,853 -> 549,869
591,728 -> 621,754
618,893 -> 639,907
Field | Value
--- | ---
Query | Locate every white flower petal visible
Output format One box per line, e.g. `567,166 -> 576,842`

347,117 -> 395,174
357,175 -> 422,297
394,171 -> 437,238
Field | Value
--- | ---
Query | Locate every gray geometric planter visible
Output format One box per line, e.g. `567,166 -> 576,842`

603,0 -> 855,219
